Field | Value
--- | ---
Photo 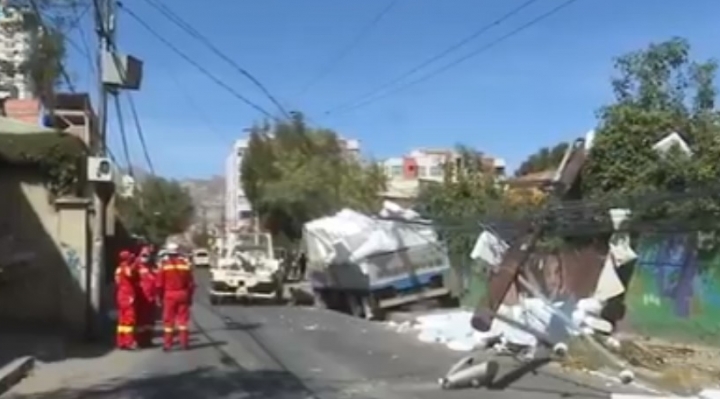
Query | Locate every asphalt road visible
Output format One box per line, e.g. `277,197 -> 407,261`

6,271 -> 651,399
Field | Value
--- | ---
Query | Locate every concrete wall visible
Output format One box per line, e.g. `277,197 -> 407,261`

0,168 -> 90,338
625,233 -> 720,342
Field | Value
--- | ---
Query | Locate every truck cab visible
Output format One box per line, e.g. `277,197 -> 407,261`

209,233 -> 283,305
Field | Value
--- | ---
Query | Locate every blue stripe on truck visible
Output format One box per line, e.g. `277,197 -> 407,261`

369,269 -> 445,291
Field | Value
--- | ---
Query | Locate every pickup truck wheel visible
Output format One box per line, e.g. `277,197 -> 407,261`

312,290 -> 329,309
274,285 -> 285,304
346,294 -> 364,318
209,295 -> 219,305
362,295 -> 384,320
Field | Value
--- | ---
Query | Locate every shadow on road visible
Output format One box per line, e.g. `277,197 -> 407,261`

486,357 -> 611,399
5,366 -> 321,399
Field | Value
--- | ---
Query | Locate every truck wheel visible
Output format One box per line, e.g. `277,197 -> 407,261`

362,295 -> 384,320
346,294 -> 364,318
210,295 -> 219,305
312,289 -> 329,309
275,285 -> 285,304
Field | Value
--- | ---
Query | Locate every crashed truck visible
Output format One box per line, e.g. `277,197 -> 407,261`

301,202 -> 455,319
209,232 -> 283,304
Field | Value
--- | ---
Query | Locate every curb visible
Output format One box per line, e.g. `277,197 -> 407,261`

0,356 -> 35,396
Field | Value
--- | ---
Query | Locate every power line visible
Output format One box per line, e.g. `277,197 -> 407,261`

323,0 -> 540,115
296,0 -> 399,97
139,0 -> 291,119
325,0 -> 579,116
69,0 -> 97,77
159,61 -> 230,144
117,2 -> 279,121
28,0 -> 76,93
111,92 -> 134,177
124,92 -> 156,175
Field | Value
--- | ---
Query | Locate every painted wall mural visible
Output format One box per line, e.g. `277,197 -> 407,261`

60,242 -> 84,284
626,233 -> 720,340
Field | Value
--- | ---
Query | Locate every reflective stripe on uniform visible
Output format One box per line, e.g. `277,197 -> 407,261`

177,325 -> 188,331
162,262 -> 190,271
117,325 -> 134,333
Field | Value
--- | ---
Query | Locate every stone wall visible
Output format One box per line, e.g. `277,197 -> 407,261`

0,168 -> 91,338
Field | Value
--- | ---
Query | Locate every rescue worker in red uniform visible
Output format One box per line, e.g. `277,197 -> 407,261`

135,246 -> 157,347
115,250 -> 138,349
157,243 -> 195,351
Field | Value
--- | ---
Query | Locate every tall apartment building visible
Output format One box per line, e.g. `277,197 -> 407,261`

224,135 -> 361,232
0,3 -> 40,100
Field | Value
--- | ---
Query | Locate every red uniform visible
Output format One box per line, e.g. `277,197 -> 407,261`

157,254 -> 195,350
135,247 -> 158,347
115,250 -> 138,349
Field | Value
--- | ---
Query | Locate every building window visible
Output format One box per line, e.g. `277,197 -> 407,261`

418,166 -> 428,177
237,148 -> 245,157
430,165 -> 443,177
391,165 -> 402,177
239,210 -> 253,219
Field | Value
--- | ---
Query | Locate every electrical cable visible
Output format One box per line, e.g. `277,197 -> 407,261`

326,0 -> 580,116
117,2 -> 279,121
28,0 -> 76,93
112,92 -> 134,177
70,0 -> 97,77
323,0 -> 541,115
139,0 -> 291,119
296,0 -> 399,97
124,92 -> 156,175
378,180 -> 720,239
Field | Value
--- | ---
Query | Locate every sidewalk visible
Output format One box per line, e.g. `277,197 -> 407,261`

0,327 -> 113,396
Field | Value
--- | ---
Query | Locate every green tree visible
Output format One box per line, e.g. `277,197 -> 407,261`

515,142 -> 569,177
117,176 -> 195,245
241,113 -> 386,242
415,146 -> 510,268
583,37 -> 720,205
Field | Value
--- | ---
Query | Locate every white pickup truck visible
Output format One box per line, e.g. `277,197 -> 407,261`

209,233 -> 283,305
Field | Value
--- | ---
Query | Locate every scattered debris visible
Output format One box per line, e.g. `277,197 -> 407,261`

561,335 -> 720,394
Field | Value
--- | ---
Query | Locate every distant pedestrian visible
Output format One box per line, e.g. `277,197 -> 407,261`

297,252 -> 307,281
157,242 -> 195,351
115,250 -> 138,350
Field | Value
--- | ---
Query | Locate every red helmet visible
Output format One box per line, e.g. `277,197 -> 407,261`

119,250 -> 132,261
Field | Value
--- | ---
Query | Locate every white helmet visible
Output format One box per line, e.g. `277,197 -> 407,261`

165,242 -> 179,253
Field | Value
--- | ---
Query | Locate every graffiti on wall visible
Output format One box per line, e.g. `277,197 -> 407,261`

626,233 -> 720,339
60,242 -> 84,283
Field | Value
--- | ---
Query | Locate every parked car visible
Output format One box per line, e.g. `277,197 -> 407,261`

192,248 -> 211,268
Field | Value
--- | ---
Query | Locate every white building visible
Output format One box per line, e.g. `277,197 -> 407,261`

381,149 -> 506,200
0,4 -> 40,100
225,138 -> 253,232
224,135 -> 361,232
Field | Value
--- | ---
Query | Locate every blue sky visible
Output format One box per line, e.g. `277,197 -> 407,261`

64,0 -> 720,179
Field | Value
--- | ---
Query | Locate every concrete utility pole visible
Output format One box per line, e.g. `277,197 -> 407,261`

88,0 -> 142,339
89,0 -> 115,338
